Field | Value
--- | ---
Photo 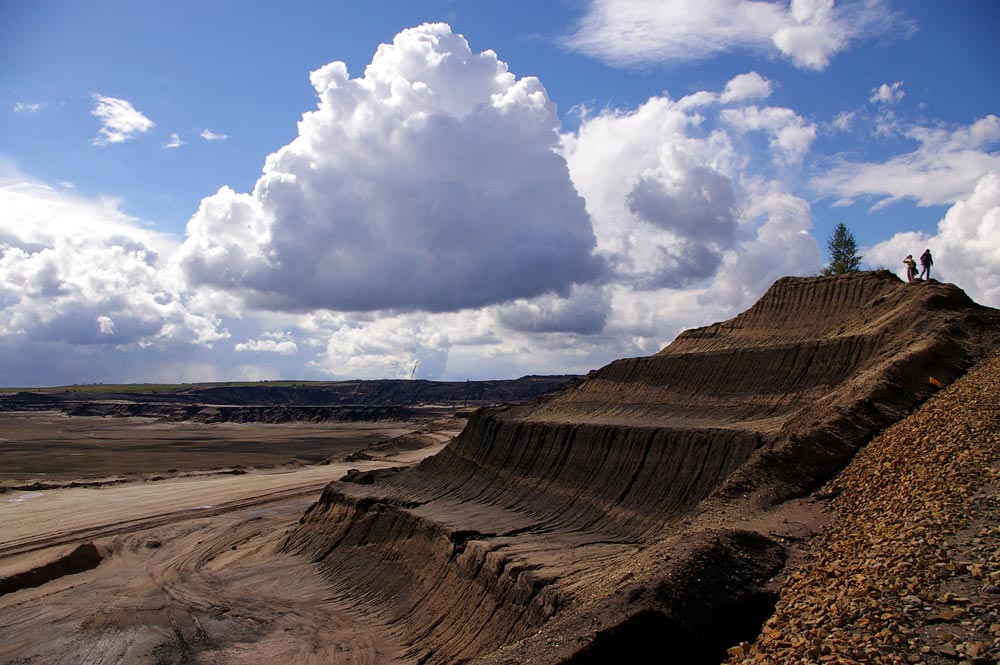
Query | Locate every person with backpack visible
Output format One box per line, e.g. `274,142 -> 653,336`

904,254 -> 918,282
920,249 -> 933,280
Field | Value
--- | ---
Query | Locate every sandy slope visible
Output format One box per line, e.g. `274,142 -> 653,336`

285,273 -> 1000,663
0,445 -> 445,665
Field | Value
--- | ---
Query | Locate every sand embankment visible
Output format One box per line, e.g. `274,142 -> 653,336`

286,272 -> 1000,663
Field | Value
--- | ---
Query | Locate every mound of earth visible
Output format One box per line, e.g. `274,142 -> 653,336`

283,272 -> 1000,663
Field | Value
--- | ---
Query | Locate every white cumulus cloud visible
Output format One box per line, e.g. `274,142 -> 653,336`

721,105 -> 818,163
563,83 -> 822,315
721,71 -> 774,104
90,94 -> 155,146
0,178 -> 225,357
869,81 -> 905,104
234,332 -> 298,355
678,71 -> 775,110
564,0 -> 909,71
200,129 -> 228,141
563,94 -> 740,290
176,23 -> 602,313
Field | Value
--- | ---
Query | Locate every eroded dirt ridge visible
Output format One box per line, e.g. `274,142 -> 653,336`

284,272 -> 1000,663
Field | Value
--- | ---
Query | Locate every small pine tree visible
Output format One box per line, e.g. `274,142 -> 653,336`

823,222 -> 863,275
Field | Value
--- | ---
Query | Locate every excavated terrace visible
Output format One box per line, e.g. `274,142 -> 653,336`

284,272 -> 1000,663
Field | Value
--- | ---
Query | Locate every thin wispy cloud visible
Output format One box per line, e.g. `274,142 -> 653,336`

200,129 -> 228,141
164,133 -> 185,149
830,110 -> 857,133
91,94 -> 154,146
563,0 -> 911,71
13,102 -> 44,113
814,115 -> 1000,209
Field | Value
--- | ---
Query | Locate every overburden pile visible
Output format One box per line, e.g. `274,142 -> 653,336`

284,271 -> 1000,663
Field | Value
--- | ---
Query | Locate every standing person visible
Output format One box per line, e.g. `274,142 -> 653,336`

920,249 -> 933,280
904,254 -> 918,282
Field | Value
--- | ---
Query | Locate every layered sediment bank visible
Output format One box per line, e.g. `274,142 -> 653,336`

286,272 -> 1000,663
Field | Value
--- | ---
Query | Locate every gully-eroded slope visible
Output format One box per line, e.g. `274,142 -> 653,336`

284,272 -> 1000,663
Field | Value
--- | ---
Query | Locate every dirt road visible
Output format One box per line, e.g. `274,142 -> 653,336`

0,445 -> 445,664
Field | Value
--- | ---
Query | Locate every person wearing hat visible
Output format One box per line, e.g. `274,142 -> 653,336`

904,254 -> 918,282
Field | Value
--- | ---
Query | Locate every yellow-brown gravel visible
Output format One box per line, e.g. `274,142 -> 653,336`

728,350 -> 1000,665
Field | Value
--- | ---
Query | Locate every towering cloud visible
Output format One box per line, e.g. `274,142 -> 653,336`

177,23 -> 602,313
562,93 -> 743,290
561,76 -> 822,342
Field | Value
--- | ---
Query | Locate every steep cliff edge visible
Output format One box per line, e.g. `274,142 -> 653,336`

284,272 -> 1000,663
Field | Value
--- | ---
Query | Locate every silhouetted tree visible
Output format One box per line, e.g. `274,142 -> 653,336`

823,222 -> 863,275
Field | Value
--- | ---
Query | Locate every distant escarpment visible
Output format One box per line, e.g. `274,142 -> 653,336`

285,272 -> 999,663
0,375 -> 575,423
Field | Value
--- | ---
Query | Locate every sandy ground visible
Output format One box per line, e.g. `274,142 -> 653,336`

0,444 -> 446,664
0,411 -> 425,484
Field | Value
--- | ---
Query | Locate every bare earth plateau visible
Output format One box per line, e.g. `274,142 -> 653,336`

0,416 -> 462,664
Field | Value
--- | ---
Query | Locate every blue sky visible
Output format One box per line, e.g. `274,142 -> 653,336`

2,1 -> 999,385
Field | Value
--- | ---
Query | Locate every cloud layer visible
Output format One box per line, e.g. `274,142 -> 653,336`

4,20 -> 997,387
0,179 -> 224,356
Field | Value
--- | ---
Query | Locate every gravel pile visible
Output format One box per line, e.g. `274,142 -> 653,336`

727,350 -> 1000,665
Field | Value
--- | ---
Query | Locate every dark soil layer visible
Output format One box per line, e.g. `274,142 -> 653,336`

284,272 -> 1000,663
0,543 -> 103,597
64,402 -> 417,423
0,413 -> 428,483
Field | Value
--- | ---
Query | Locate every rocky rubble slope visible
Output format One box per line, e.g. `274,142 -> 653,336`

727,349 -> 1000,665
284,272 -> 1000,663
